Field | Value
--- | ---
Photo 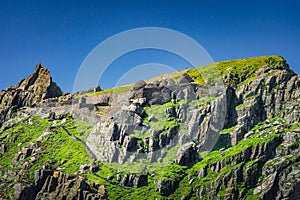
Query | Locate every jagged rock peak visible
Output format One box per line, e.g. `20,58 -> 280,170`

17,63 -> 61,94
23,62 -> 63,98
0,62 -> 63,108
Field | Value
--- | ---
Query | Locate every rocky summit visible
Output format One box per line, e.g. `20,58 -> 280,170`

0,63 -> 63,124
0,55 -> 299,200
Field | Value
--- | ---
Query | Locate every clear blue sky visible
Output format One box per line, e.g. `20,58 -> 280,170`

0,0 -> 299,92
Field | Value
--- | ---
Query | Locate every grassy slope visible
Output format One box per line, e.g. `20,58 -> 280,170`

187,55 -> 284,85
0,116 -> 93,180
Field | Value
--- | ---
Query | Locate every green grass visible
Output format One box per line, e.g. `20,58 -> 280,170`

245,190 -> 260,200
190,97 -> 217,108
0,116 -> 48,173
85,172 -> 133,200
237,76 -> 257,88
122,181 -> 162,200
290,123 -> 300,130
105,146 -> 181,175
162,144 -> 180,164
236,101 -> 255,109
187,63 -> 220,85
220,126 -> 235,135
75,85 -> 132,98
84,162 -> 187,199
154,163 -> 186,181
130,129 -> 152,139
243,160 -> 257,171
30,127 -> 92,175
75,56 -> 284,101
144,97 -> 218,131
244,94 -> 259,101
59,115 -> 93,140
187,55 -> 284,86
144,102 -> 180,131
0,116 -> 93,181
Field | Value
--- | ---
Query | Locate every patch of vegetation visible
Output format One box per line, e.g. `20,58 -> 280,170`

122,181 -> 162,200
237,76 -> 257,89
0,116 -> 94,181
154,163 -> 186,181
30,126 -> 92,176
144,102 -> 180,131
187,63 -> 220,85
236,101 -> 255,109
290,123 -> 300,130
220,126 -> 235,135
106,145 -> 182,175
265,56 -> 284,68
244,94 -> 259,101
75,85 -> 132,98
0,116 -> 49,173
162,144 -> 180,164
187,55 -> 284,86
212,139 -> 227,151
190,97 -> 217,108
85,171 -> 133,200
245,188 -> 260,199
243,160 -> 257,171
60,116 -> 93,140
85,160 -> 187,199
130,129 -> 152,139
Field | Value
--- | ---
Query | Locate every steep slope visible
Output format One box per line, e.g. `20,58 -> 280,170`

0,55 -> 299,200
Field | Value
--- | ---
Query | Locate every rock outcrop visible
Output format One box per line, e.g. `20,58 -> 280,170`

0,63 -> 63,122
176,142 -> 202,166
0,55 -> 300,199
14,169 -> 107,200
192,121 -> 300,199
116,173 -> 148,188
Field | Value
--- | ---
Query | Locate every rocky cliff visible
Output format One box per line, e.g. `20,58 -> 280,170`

0,63 -> 63,123
0,55 -> 299,200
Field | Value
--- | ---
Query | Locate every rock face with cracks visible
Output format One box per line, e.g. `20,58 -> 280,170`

0,55 -> 300,199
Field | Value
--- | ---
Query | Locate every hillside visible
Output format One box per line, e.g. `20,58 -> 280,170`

0,55 -> 299,200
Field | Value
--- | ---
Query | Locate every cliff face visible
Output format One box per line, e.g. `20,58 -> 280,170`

72,56 -> 299,165
0,56 -> 299,200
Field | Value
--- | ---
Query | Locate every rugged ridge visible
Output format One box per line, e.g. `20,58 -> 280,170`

0,55 -> 300,199
0,63 -> 63,123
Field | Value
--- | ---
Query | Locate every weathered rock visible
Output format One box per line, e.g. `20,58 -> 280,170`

1,143 -> 7,153
48,112 -> 56,120
118,174 -> 148,188
0,63 -> 63,123
198,166 -> 208,179
176,142 -> 201,166
13,169 -> 108,200
22,147 -> 32,158
123,135 -> 138,152
133,80 -> 147,90
177,74 -> 193,84
155,179 -> 178,196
